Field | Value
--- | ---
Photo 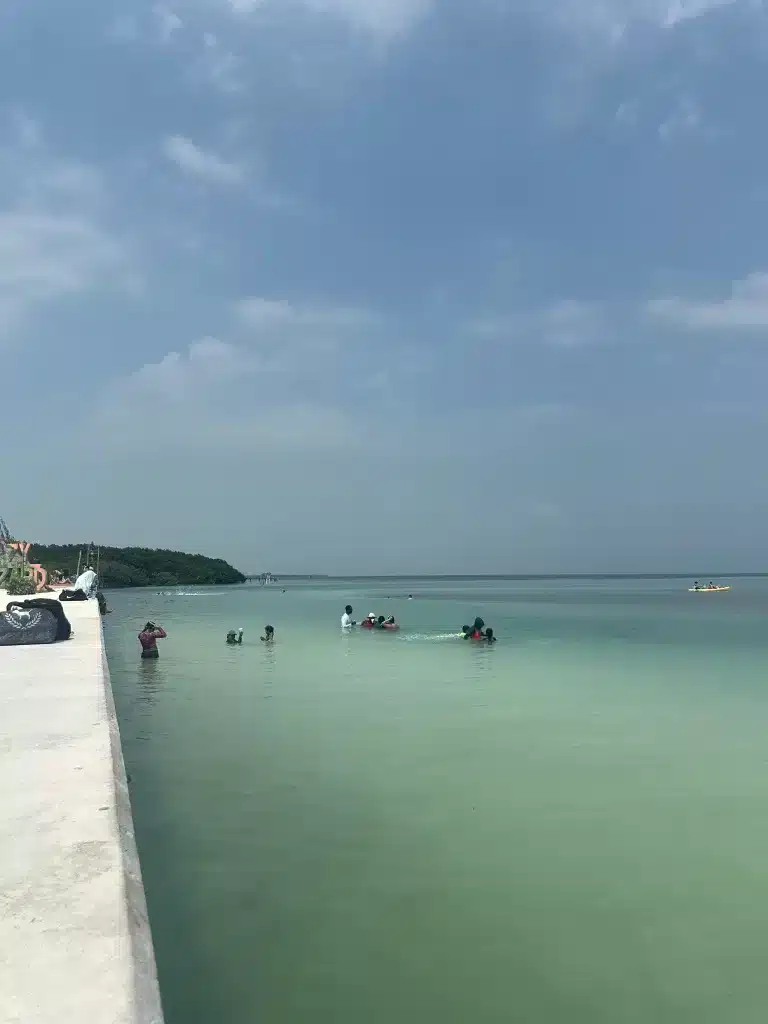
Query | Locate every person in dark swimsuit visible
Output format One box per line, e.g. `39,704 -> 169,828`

261,625 -> 275,642
139,622 -> 166,659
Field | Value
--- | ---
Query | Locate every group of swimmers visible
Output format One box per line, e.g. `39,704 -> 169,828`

140,606 -> 495,659
342,605 -> 496,641
363,613 -> 399,631
461,617 -> 496,643
137,622 -> 277,660
341,606 -> 399,630
226,626 -> 274,644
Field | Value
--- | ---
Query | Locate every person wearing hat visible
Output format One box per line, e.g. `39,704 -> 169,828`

361,612 -> 377,629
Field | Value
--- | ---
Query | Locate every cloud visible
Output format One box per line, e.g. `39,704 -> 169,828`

0,111 -> 127,340
93,334 -> 362,451
163,135 -> 244,184
648,272 -> 768,329
528,0 -> 740,39
235,296 -> 376,332
152,4 -> 183,41
89,293 -> 386,452
228,0 -> 432,38
662,0 -> 736,28
469,300 -> 603,346
197,32 -> 244,93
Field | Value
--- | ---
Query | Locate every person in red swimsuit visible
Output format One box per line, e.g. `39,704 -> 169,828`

139,621 -> 167,659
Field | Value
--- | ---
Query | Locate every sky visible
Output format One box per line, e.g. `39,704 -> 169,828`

3,0 -> 768,574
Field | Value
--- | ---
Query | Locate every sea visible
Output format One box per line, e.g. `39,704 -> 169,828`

106,577 -> 768,1024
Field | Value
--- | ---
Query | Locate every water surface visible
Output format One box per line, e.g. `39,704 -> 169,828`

107,578 -> 768,1024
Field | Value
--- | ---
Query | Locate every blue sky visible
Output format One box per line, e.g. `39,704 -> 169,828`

3,0 -> 768,573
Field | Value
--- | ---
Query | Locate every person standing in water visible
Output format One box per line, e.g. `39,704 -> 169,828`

261,625 -> 275,642
139,621 -> 166,659
341,605 -> 356,629
226,628 -> 244,645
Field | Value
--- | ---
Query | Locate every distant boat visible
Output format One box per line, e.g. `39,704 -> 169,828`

688,585 -> 730,593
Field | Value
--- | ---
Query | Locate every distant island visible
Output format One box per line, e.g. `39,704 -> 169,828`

29,544 -> 246,589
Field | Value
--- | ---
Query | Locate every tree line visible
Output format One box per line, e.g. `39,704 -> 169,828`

29,544 -> 246,589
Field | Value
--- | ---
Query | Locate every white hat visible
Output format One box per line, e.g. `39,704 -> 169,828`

368,612 -> 376,619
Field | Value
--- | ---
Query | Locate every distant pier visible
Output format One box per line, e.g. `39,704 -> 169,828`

0,593 -> 163,1023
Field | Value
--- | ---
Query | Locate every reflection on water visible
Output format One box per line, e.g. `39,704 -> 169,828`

136,657 -> 167,707
107,579 -> 768,1024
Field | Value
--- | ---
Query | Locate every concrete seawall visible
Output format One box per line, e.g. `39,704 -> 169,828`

0,593 -> 164,1024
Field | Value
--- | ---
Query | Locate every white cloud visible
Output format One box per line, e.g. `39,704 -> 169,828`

648,272 -> 768,329
94,335 -> 361,450
90,293 -> 385,452
235,296 -> 375,331
469,300 -> 602,346
153,4 -> 183,41
279,0 -> 734,40
197,32 -> 244,93
163,135 -> 244,184
227,0 -> 431,38
0,113 -> 127,340
228,0 -> 265,11
662,0 -> 736,28
653,271 -> 768,328
302,0 -> 431,36
525,0 -> 739,39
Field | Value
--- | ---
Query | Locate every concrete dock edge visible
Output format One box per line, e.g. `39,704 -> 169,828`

101,633 -> 165,1024
0,595 -> 165,1024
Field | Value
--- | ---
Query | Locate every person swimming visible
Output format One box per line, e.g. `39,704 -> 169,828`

361,612 -> 377,629
226,628 -> 244,645
261,625 -> 275,642
462,618 -> 488,640
484,627 -> 497,644
139,621 -> 167,659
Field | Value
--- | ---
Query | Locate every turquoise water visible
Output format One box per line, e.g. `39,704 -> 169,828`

107,578 -> 768,1024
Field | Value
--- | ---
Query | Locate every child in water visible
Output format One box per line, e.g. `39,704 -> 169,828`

226,628 -> 244,645
462,618 -> 495,641
261,625 -> 275,642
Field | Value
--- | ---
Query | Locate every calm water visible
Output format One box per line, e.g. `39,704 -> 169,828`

107,578 -> 768,1024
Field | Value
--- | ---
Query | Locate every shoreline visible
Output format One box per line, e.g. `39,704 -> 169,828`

0,592 -> 164,1023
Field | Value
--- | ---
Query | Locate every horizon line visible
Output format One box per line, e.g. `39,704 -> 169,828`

241,572 -> 765,581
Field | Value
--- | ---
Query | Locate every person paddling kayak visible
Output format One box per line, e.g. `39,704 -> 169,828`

139,621 -> 166,659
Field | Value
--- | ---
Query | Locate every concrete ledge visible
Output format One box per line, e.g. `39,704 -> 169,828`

0,594 -> 164,1024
